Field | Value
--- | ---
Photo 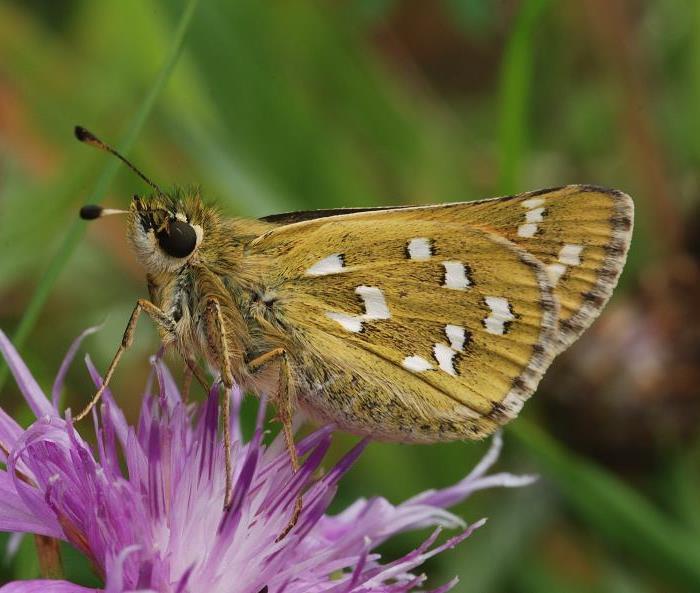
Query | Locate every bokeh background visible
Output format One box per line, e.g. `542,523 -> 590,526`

1,0 -> 699,591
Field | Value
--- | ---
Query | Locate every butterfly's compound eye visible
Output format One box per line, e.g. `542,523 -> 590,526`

156,219 -> 197,258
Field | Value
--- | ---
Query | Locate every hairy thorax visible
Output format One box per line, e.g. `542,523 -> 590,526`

146,269 -> 200,354
146,263 -> 281,385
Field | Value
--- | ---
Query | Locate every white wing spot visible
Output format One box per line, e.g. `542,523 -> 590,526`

407,237 -> 433,261
517,223 -> 538,238
433,343 -> 457,376
407,325 -> 469,377
402,355 -> 433,373
326,285 -> 390,332
558,243 -> 583,266
445,324 -> 466,352
442,261 -> 471,290
306,254 -> 346,276
325,312 -> 363,333
545,244 -> 583,286
547,263 -> 567,285
522,197 -> 545,209
518,197 -> 547,238
355,286 -> 391,320
526,207 -> 546,223
484,296 -> 516,335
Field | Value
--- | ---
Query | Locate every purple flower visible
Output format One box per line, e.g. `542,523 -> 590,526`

0,329 -> 535,593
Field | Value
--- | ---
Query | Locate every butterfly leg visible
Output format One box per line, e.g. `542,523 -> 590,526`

75,299 -> 175,422
181,362 -> 193,403
247,347 -> 302,541
204,298 -> 236,509
182,356 -> 210,403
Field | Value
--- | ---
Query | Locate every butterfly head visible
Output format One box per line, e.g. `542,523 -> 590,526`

75,126 -> 214,274
80,191 -> 208,273
127,191 -> 207,273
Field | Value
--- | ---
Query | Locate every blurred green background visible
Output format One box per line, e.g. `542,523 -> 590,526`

2,0 -> 700,591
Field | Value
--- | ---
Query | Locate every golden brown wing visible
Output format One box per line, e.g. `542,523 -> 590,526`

257,184 -> 633,354
250,217 -> 558,431
246,185 -> 632,439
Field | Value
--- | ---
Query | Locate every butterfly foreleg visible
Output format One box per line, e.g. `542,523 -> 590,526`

75,299 -> 175,422
247,347 -> 302,541
203,297 -> 237,509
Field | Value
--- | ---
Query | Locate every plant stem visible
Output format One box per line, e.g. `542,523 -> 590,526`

34,534 -> 63,579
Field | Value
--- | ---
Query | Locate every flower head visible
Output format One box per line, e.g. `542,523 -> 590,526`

0,329 -> 535,592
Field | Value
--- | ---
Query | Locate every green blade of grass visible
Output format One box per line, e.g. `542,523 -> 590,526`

0,0 -> 200,394
510,419 -> 700,590
498,0 -> 551,194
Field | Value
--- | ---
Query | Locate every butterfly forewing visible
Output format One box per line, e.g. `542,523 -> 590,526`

261,185 -> 633,356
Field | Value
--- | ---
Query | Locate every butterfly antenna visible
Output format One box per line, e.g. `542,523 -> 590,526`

74,125 -> 164,196
78,204 -> 129,220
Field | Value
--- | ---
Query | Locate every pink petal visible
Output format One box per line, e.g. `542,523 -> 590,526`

0,330 -> 53,419
52,325 -> 102,410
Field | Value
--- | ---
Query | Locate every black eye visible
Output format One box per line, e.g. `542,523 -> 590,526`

156,219 -> 197,258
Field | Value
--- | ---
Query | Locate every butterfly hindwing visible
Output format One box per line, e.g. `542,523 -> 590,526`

251,216 -> 559,437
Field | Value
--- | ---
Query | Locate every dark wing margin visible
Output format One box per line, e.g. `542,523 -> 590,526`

259,204 -> 412,225
256,187 -> 576,225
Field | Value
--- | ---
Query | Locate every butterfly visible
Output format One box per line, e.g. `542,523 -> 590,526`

74,126 -> 633,535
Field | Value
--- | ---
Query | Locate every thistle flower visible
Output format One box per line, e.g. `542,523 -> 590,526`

0,329 -> 535,593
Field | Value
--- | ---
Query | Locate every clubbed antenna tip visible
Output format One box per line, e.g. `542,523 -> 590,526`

74,126 -> 96,143
79,205 -> 128,221
79,204 -> 104,220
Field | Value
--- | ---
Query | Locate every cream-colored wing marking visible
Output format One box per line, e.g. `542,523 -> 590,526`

250,218 -> 558,433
